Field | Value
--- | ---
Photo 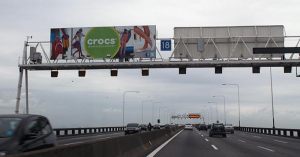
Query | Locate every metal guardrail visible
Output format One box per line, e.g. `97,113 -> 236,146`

54,126 -> 124,137
235,127 -> 300,138
54,125 -> 167,137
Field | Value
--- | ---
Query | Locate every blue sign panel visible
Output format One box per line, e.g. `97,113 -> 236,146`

161,40 -> 171,51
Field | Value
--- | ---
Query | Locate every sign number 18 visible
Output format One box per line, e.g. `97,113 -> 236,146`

161,40 -> 171,51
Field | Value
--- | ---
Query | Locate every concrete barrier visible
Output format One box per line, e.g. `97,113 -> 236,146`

7,127 -> 183,157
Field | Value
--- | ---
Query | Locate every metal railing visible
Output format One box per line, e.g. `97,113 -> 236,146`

235,127 -> 300,139
54,126 -> 124,137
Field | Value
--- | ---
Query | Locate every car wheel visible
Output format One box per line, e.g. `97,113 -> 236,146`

209,134 -> 212,137
232,131 -> 234,134
125,133 -> 127,135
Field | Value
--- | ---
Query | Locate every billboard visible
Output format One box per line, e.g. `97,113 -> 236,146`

50,25 -> 156,60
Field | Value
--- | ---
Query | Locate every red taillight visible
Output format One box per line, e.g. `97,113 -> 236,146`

211,128 -> 214,131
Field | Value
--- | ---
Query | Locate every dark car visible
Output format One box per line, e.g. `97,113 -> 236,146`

0,114 -> 58,156
198,124 -> 208,131
139,124 -> 147,131
124,123 -> 141,135
153,124 -> 160,130
209,123 -> 226,137
164,124 -> 170,128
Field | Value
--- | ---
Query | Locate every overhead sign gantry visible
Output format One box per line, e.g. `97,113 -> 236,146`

16,25 -> 300,114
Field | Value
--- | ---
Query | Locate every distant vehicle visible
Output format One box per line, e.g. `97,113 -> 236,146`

165,124 -> 170,128
198,124 -> 208,131
125,123 -> 141,135
153,124 -> 160,130
184,124 -> 193,131
0,114 -> 58,156
224,124 -> 234,133
139,124 -> 147,131
209,123 -> 226,137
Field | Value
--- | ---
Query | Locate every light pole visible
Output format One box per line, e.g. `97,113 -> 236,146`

152,102 -> 161,124
223,83 -> 240,128
142,100 -> 153,124
164,110 -> 170,124
159,107 -> 166,123
208,102 -> 218,122
204,106 -> 212,124
123,91 -> 139,127
202,110 -> 209,124
213,95 -> 226,124
270,68 -> 275,129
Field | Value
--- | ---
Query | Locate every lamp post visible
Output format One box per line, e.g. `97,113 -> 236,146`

142,100 -> 153,124
213,95 -> 226,124
159,107 -> 166,123
223,83 -> 240,128
123,91 -> 139,127
152,102 -> 161,124
204,106 -> 212,124
208,102 -> 218,122
202,110 -> 209,124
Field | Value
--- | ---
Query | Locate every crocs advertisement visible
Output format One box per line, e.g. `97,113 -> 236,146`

50,25 -> 156,60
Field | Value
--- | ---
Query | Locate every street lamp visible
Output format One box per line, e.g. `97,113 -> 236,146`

164,110 -> 170,124
204,106 -> 212,124
142,100 -> 153,124
223,83 -> 240,128
152,102 -> 161,124
123,91 -> 139,127
159,107 -> 166,123
213,95 -> 226,124
208,102 -> 218,122
202,110 -> 209,124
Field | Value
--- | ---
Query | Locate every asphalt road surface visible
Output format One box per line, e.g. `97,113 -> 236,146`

151,128 -> 300,157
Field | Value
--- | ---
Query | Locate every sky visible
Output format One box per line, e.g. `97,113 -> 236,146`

0,0 -> 300,129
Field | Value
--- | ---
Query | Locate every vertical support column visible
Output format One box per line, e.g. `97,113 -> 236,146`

25,69 -> 29,114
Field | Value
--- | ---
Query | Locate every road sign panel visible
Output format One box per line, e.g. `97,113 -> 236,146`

161,40 -> 171,51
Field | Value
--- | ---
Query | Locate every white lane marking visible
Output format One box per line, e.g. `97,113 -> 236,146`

205,138 -> 209,142
238,139 -> 246,143
253,136 -> 261,138
147,130 -> 183,157
211,145 -> 218,150
201,135 -> 204,137
241,133 -> 245,135
257,146 -> 275,152
274,140 -> 287,144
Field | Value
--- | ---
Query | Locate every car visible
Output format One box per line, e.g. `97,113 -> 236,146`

209,123 -> 226,137
0,114 -> 58,156
184,124 -> 193,131
198,124 -> 208,131
153,124 -> 160,130
124,123 -> 141,135
224,124 -> 234,133
164,124 -> 170,128
138,124 -> 147,131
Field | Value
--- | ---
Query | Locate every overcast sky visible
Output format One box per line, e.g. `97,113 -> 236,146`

1,0 -> 300,129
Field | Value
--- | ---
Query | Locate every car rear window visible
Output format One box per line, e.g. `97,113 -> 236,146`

213,124 -> 224,128
127,124 -> 138,127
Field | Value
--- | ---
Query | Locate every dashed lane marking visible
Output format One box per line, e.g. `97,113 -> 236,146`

238,139 -> 246,143
257,146 -> 275,152
211,145 -> 218,150
205,138 -> 209,142
274,140 -> 287,144
253,136 -> 261,138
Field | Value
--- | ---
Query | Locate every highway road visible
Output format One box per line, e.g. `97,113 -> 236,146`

150,128 -> 300,157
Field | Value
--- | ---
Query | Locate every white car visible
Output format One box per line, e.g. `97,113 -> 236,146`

184,124 -> 193,131
224,124 -> 234,133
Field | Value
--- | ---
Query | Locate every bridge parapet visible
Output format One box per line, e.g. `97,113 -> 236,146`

235,127 -> 300,139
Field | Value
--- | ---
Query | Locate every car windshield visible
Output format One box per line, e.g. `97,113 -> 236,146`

225,124 -> 232,126
0,118 -> 22,138
213,124 -> 224,128
139,124 -> 146,127
127,124 -> 138,127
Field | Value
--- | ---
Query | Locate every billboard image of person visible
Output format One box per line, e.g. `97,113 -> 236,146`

50,25 -> 156,60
